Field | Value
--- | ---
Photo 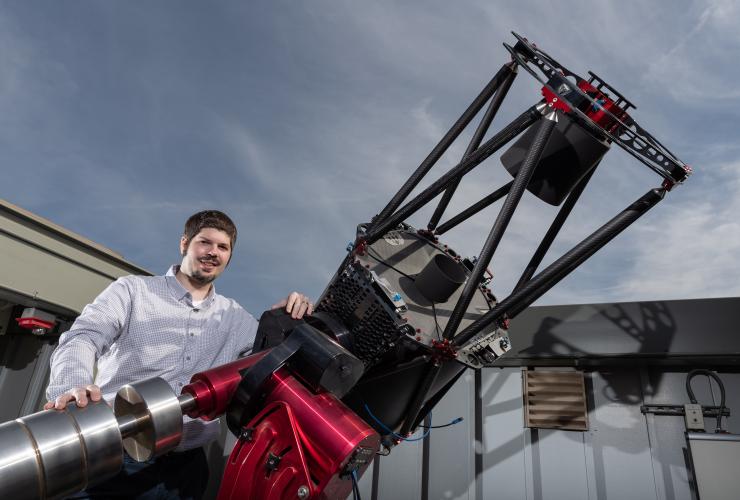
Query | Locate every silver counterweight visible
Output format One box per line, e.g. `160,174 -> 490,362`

0,378 -> 191,500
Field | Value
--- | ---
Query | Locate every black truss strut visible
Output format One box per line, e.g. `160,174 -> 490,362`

513,164 -> 598,290
350,33 -> 689,444
363,105 -> 541,245
453,187 -> 666,347
435,181 -> 513,236
427,64 -> 519,231
398,110 -> 557,436
371,62 -> 518,231
442,110 -> 557,341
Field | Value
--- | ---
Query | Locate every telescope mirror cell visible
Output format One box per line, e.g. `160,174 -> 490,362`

317,227 -> 497,368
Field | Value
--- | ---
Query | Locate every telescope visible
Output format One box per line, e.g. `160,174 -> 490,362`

0,32 -> 691,499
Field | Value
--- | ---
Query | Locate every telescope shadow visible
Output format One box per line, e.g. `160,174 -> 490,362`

440,301 -> 679,499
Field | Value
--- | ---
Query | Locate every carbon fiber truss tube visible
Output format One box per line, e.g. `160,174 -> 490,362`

435,180 -> 514,235
351,32 -> 688,445
363,105 -> 541,245
398,111 -> 556,436
513,163 -> 598,290
442,111 -> 558,341
371,62 -> 518,230
452,187 -> 666,348
427,64 -> 519,231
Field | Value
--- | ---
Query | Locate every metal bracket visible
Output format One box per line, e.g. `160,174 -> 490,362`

640,404 -> 730,418
239,427 -> 254,442
265,452 -> 281,472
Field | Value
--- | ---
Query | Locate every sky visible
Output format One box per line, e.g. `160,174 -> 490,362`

1,0 -> 739,315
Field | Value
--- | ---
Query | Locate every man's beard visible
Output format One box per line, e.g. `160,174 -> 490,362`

185,254 -> 221,284
190,270 -> 217,285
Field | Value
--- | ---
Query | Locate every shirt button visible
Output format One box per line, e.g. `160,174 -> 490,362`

178,382 -> 183,386
193,309 -> 199,312
186,356 -> 191,361
190,333 -> 195,337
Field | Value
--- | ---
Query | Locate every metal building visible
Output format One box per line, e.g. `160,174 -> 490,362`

0,199 -> 150,421
361,299 -> 740,500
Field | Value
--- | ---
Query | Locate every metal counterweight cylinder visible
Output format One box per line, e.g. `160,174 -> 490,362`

0,401 -> 123,500
0,377 -> 191,500
115,377 -> 185,461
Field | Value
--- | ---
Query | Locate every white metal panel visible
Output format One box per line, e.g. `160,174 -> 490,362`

427,371 -> 476,500
525,428 -> 589,500
375,435 -> 424,499
585,370 -> 658,500
687,433 -> 740,500
479,368 -> 528,500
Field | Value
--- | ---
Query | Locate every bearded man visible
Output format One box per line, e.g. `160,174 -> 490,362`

46,210 -> 312,499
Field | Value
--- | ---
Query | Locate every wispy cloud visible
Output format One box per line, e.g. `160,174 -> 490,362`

1,1 -> 737,311
606,159 -> 740,301
644,0 -> 740,102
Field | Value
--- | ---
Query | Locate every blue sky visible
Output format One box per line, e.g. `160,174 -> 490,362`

2,1 -> 739,314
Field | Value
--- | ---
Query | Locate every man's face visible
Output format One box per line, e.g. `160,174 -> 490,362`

179,228 -> 232,285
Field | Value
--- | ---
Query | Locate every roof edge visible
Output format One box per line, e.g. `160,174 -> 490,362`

1,199 -> 152,276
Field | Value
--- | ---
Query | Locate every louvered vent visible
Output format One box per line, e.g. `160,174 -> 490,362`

523,370 -> 588,431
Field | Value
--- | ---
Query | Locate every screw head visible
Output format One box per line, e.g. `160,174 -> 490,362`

297,485 -> 310,499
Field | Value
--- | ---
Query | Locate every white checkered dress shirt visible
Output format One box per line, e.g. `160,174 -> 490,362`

47,266 -> 258,450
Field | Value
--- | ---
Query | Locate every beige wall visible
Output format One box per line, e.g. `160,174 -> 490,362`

0,199 -> 150,315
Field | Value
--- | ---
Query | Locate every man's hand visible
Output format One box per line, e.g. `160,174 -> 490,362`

44,384 -> 102,410
271,291 -> 314,319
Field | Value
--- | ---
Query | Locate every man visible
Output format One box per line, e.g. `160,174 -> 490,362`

45,210 -> 313,499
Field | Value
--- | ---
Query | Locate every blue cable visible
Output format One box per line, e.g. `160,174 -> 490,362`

351,469 -> 361,500
363,403 -> 461,442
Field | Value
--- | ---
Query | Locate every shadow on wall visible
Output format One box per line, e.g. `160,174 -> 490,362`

523,301 -> 677,403
449,302 -> 680,500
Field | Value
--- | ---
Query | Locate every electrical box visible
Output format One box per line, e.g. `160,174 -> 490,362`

684,403 -> 705,431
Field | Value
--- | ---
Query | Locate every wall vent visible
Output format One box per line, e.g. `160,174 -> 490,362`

523,370 -> 588,431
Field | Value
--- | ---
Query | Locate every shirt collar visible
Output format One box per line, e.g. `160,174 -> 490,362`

165,265 -> 217,307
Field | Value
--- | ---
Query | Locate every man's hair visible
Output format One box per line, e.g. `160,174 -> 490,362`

183,210 -> 238,249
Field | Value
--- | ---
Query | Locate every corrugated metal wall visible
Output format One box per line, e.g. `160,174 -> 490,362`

361,367 -> 740,500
